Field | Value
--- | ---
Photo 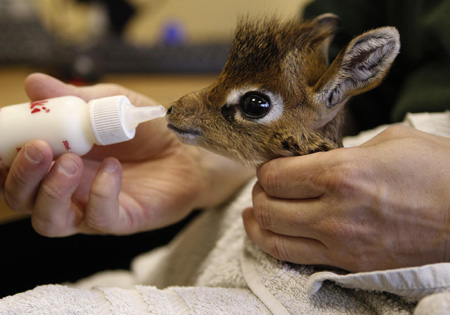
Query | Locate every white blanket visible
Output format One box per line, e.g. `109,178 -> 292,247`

1,112 -> 450,314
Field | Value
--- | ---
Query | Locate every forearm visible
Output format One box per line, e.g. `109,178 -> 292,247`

194,148 -> 255,209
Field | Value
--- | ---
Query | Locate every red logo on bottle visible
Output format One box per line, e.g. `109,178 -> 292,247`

63,140 -> 71,151
30,100 -> 50,114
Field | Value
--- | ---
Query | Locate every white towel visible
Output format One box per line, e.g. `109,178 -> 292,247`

0,179 -> 436,314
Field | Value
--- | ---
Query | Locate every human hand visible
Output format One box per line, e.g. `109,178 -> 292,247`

2,73 -> 252,236
243,125 -> 450,272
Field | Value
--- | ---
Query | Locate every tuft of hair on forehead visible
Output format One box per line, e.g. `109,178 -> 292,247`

222,16 -> 337,80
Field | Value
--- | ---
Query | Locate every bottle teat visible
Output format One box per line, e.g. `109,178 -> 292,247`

89,95 -> 166,146
124,104 -> 166,130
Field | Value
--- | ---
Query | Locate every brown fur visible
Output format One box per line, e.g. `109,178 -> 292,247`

166,14 -> 400,165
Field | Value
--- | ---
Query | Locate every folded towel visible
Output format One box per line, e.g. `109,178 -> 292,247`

307,263 -> 450,302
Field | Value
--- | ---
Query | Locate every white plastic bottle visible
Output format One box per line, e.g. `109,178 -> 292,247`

0,95 -> 166,167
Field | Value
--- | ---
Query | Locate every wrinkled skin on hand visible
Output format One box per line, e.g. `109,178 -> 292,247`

243,126 -> 450,272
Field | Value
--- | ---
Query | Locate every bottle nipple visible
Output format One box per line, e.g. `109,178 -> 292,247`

89,95 -> 166,146
124,104 -> 166,130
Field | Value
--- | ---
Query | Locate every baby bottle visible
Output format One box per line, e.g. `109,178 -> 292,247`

0,95 -> 166,167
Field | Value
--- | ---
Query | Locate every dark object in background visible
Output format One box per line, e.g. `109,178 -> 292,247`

304,0 -> 450,132
0,212 -> 197,298
60,38 -> 231,78
75,0 -> 136,35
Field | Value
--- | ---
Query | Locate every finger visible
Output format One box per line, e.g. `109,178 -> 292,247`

32,154 -> 84,237
24,73 -> 157,107
25,73 -> 117,102
252,182 -> 324,237
4,140 -> 53,213
24,73 -> 74,101
82,158 -> 126,234
257,154 -> 329,199
242,207 -> 329,265
25,72 -> 111,101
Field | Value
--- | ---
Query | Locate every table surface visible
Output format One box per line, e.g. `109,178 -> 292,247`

0,66 -> 216,223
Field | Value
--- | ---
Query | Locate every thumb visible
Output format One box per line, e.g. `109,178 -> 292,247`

256,153 -> 329,199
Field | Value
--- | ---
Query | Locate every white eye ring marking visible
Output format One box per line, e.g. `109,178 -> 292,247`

225,87 -> 284,124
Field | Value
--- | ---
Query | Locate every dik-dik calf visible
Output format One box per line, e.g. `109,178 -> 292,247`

166,14 -> 400,165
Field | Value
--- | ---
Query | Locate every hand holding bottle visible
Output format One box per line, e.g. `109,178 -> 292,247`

1,73 -> 253,236
0,94 -> 165,167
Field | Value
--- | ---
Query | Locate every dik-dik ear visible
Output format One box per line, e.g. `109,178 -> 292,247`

311,13 -> 339,62
313,27 -> 400,126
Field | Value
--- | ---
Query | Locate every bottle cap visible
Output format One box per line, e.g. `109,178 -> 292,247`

89,95 -> 166,145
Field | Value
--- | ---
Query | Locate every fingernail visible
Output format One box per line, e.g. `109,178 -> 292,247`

58,157 -> 78,175
102,160 -> 118,174
24,144 -> 43,164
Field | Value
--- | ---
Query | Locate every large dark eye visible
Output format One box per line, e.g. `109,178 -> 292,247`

239,92 -> 271,119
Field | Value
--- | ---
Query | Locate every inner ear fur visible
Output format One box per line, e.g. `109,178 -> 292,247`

314,27 -> 400,111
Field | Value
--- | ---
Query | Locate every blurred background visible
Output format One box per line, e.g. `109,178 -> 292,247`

0,0 -> 308,79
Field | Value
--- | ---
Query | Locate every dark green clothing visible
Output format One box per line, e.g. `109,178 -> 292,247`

304,0 -> 450,132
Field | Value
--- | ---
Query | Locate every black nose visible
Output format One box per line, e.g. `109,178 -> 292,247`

167,105 -> 175,115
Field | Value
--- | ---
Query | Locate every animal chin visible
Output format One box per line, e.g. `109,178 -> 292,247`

167,124 -> 202,144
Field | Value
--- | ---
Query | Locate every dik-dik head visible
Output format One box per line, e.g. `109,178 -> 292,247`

166,14 -> 400,165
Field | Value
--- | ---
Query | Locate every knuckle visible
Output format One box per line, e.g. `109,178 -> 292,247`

41,182 -> 66,202
320,218 -> 351,241
381,124 -> 411,138
8,165 -> 30,188
4,175 -> 31,212
89,185 -> 110,201
85,211 -> 114,232
326,156 -> 363,196
268,235 -> 291,262
31,217 -> 64,237
84,202 -> 118,233
259,162 -> 283,196
4,193 -> 22,212
253,196 -> 273,230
